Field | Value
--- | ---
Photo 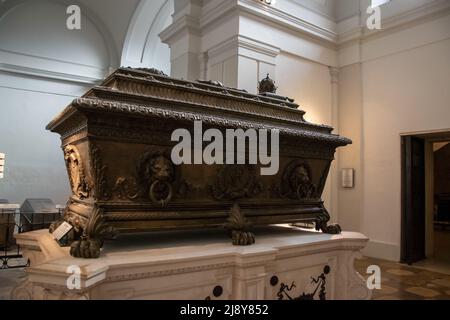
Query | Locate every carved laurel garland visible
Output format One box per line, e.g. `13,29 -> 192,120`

87,125 -> 335,160
71,98 -> 349,148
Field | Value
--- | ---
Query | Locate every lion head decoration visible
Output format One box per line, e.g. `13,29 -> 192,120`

148,155 -> 174,183
281,161 -> 319,200
137,153 -> 175,206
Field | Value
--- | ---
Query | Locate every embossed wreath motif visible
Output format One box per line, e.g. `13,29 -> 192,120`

211,165 -> 262,201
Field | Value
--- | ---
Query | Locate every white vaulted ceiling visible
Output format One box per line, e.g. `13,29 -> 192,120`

0,0 -> 172,83
288,0 -> 445,23
121,0 -> 174,74
0,0 -> 448,83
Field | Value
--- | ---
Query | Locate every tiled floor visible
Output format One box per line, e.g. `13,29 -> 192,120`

434,228 -> 450,263
355,257 -> 450,300
1,257 -> 450,300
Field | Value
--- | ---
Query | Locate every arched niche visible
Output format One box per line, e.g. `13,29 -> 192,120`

0,0 -> 119,83
121,0 -> 174,75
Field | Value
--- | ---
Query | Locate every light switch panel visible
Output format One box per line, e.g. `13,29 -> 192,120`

341,168 -> 355,188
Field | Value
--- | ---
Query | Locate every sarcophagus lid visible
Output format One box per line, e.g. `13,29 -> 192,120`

46,67 -> 351,259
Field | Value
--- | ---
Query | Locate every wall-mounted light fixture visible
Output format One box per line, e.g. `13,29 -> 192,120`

0,153 -> 5,179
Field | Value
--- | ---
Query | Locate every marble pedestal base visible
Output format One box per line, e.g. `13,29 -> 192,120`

12,225 -> 371,300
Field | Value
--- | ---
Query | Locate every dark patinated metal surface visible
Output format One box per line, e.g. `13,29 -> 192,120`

46,67 -> 351,258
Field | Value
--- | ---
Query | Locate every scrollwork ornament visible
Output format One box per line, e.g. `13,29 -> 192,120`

113,177 -> 139,200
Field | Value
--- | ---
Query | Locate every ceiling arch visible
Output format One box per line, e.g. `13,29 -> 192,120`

121,0 -> 174,75
0,0 -> 120,83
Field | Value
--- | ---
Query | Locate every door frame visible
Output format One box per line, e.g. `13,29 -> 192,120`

401,130 -> 450,264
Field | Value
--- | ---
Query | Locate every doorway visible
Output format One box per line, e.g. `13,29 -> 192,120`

401,131 -> 450,270
431,141 -> 450,263
401,136 -> 426,264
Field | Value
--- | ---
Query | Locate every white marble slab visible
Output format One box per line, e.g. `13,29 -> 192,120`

12,225 -> 372,300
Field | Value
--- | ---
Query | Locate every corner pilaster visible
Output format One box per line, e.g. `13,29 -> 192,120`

160,0 -> 281,91
329,66 -> 340,223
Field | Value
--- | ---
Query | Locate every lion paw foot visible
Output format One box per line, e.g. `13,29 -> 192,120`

320,223 -> 342,235
70,239 -> 102,258
231,230 -> 255,246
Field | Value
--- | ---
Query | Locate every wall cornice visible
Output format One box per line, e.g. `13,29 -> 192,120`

207,35 -> 281,66
214,0 -> 450,48
338,6 -> 450,67
338,0 -> 450,45
159,15 -> 201,45
200,0 -> 238,29
0,49 -> 107,85
0,63 -> 102,85
161,0 -> 450,70
238,35 -> 281,59
237,0 -> 338,44
288,0 -> 337,22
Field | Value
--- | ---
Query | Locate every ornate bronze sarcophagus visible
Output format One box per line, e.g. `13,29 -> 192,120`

47,68 -> 351,258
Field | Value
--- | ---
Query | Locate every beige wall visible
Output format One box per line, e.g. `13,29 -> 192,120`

0,0 -> 144,205
276,52 -> 335,220
0,78 -> 75,204
338,34 -> 450,260
276,53 -> 332,126
337,63 -> 363,232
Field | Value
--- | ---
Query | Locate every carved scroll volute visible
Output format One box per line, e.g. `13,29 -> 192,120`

64,145 -> 91,200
